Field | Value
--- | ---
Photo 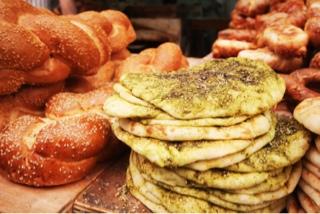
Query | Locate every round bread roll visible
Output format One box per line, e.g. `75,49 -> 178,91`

100,10 -> 136,53
305,17 -> 320,48
257,23 -> 308,57
281,68 -> 320,101
114,42 -> 188,81
310,52 -> 320,69
294,97 -> 320,134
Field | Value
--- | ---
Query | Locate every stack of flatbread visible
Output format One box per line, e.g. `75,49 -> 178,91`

104,57 -> 311,213
286,98 -> 320,213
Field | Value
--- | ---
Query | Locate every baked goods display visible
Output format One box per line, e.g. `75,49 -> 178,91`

0,0 -> 137,95
212,0 -> 320,74
281,68 -> 320,102
104,57 -> 311,212
0,0 -> 191,187
0,89 -> 112,187
0,0 -> 134,186
284,98 -> 320,212
67,42 -> 188,92
2,0 -> 320,212
114,42 -> 189,81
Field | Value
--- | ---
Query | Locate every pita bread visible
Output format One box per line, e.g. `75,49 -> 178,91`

152,179 -> 286,213
302,168 -> 320,192
299,179 -> 320,206
303,159 -> 320,178
316,136 -> 320,153
174,167 -> 280,190
119,112 -> 272,141
112,119 -> 275,167
126,170 -> 168,213
128,157 -> 233,213
228,166 -> 292,194
130,152 -> 274,212
227,115 -> 310,172
187,123 -> 276,170
104,93 -> 249,127
305,146 -> 320,168
113,83 -> 153,107
134,152 -> 276,190
139,115 -> 249,127
103,95 -> 161,118
129,154 -> 285,212
287,194 -> 305,213
297,189 -> 320,213
209,161 -> 301,205
294,97 -> 320,135
113,83 -> 252,127
120,58 -> 285,119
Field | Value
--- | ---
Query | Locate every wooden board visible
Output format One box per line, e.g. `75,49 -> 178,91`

0,164 -> 105,213
73,152 -> 149,213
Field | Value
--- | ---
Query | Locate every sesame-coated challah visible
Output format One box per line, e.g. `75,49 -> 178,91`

0,0 -> 136,95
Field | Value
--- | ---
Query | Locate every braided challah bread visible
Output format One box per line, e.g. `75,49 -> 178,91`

0,84 -> 116,186
0,0 -> 138,186
0,0 -> 136,95
0,82 -> 64,131
114,42 -> 189,81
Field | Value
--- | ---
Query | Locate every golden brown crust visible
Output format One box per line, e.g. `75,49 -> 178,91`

310,52 -> 320,69
18,14 -> 102,75
281,68 -> 320,101
258,23 -> 308,57
238,48 -> 303,73
64,14 -> 111,66
77,11 -> 113,36
100,10 -> 136,53
0,115 -> 99,186
0,0 -> 43,23
0,1 -> 136,94
234,0 -> 270,17
305,17 -> 320,48
0,20 -> 49,71
217,28 -> 257,42
0,83 -> 117,186
114,42 -> 188,81
212,39 -> 256,58
271,0 -> 307,28
25,58 -> 71,85
34,114 -> 110,162
152,42 -> 189,71
306,0 -> 320,18
66,62 -> 116,93
111,49 -> 131,61
229,11 -> 256,29
0,70 -> 25,95
255,12 -> 290,32
45,84 -> 114,119
0,82 -> 64,131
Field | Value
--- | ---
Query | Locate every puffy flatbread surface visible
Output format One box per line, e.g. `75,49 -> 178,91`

227,114 -> 311,172
112,117 -> 276,167
120,57 -> 285,119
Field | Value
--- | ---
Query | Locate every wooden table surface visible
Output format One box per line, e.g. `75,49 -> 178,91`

0,165 -> 105,213
73,152 -> 149,213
